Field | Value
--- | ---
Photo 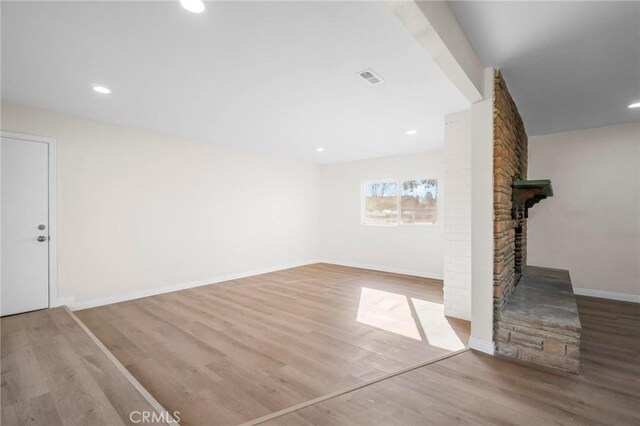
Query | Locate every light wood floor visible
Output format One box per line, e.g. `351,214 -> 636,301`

5,266 -> 637,426
76,263 -> 470,425
1,307 -> 162,425
265,296 -> 640,425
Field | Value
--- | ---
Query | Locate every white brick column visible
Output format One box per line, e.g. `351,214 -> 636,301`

443,110 -> 472,321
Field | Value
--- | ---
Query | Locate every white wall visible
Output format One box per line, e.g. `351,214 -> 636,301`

318,151 -> 445,279
443,110 -> 472,320
1,103 -> 320,308
528,122 -> 640,302
469,68 -> 495,354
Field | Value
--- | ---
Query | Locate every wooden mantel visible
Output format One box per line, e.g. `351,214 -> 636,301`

512,179 -> 554,208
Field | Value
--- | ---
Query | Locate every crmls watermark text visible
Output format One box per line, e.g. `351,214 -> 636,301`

130,410 -> 181,424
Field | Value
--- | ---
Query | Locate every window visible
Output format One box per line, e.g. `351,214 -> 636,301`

363,181 -> 398,225
362,179 -> 438,225
400,179 -> 438,224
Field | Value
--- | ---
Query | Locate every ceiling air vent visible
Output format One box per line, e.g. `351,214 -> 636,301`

358,69 -> 384,86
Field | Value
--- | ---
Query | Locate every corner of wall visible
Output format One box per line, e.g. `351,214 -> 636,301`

469,67 -> 496,346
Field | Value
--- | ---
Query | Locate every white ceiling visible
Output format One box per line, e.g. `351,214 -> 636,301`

1,1 -> 469,163
449,1 -> 640,136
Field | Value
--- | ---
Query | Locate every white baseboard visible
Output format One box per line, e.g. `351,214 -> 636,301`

468,337 -> 494,355
69,259 -> 321,311
65,259 -> 442,311
573,288 -> 640,303
319,259 -> 443,280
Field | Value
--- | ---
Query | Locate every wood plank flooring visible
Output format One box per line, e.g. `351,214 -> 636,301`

265,296 -> 640,426
1,307 -> 163,425
76,264 -> 470,425
6,265 -> 636,426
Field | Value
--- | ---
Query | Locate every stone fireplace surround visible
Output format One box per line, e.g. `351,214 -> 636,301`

492,70 -> 581,373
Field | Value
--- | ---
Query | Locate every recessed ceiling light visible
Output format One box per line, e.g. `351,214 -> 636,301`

180,0 -> 205,13
316,147 -> 325,152
406,130 -> 417,135
92,85 -> 111,94
629,102 -> 640,109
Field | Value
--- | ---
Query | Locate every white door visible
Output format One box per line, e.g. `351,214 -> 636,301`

1,137 -> 50,316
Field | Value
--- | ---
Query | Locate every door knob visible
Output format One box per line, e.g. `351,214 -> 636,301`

37,236 -> 47,242
38,224 -> 46,230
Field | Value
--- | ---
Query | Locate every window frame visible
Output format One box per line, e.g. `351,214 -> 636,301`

361,177 -> 439,227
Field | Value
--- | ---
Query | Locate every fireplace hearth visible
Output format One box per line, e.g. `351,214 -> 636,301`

495,266 -> 581,373
494,180 -> 582,373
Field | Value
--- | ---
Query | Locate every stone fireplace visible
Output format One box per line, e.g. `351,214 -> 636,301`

493,69 -> 528,311
491,70 -> 581,373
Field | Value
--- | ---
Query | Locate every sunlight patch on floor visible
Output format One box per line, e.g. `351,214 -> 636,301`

356,287 -> 422,340
411,298 -> 465,351
356,287 -> 466,350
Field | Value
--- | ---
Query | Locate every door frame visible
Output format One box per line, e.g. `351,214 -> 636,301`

1,130 -> 58,308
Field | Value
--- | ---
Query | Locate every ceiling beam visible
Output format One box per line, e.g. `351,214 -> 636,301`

385,0 -> 484,103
